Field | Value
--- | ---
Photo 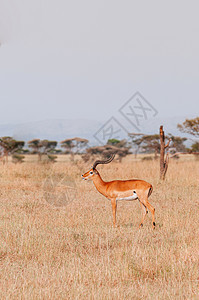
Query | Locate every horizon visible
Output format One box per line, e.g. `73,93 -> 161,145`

0,115 -> 197,147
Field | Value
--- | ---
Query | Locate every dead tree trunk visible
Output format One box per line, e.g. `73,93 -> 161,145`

160,125 -> 170,180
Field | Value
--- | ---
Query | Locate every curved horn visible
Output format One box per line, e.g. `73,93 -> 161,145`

93,154 -> 115,170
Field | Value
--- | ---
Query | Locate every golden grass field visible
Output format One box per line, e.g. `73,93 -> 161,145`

0,157 -> 199,299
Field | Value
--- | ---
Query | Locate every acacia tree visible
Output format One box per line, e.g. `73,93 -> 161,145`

107,139 -> 131,162
177,117 -> 199,137
28,139 -> 42,159
107,139 -> 121,146
0,137 -> 25,163
82,139 -> 131,163
168,134 -> 187,152
167,134 -> 187,157
128,133 -> 144,158
73,137 -> 89,154
177,117 -> 199,158
60,139 -> 74,152
41,140 -> 58,162
28,139 -> 57,161
191,142 -> 199,152
61,137 -> 88,161
129,134 -> 160,159
41,140 -> 57,154
140,134 -> 160,159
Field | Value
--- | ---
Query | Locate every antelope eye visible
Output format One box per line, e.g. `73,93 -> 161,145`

90,171 -> 93,175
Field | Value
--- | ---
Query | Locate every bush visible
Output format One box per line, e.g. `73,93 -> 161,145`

12,154 -> 25,164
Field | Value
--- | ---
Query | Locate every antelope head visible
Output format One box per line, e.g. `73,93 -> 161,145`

81,154 -> 115,180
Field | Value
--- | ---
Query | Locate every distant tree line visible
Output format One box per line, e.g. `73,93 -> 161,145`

0,117 -> 198,164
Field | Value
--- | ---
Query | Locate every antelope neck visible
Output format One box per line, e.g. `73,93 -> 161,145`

92,172 -> 107,195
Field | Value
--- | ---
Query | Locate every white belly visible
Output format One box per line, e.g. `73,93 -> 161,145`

116,191 -> 138,201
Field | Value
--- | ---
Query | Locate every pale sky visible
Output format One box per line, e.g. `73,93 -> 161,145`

0,0 -> 199,124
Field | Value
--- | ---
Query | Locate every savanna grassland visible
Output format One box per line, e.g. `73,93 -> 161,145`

0,157 -> 199,299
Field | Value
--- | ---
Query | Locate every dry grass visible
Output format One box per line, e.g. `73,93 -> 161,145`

0,158 -> 199,299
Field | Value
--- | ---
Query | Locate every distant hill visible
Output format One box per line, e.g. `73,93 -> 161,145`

0,116 -> 196,146
2,119 -> 102,143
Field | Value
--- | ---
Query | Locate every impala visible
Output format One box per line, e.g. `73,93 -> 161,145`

81,154 -> 155,228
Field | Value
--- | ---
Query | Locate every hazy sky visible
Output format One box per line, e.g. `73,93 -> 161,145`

0,0 -> 199,124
